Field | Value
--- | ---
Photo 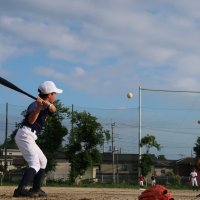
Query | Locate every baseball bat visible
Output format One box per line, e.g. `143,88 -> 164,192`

0,76 -> 37,100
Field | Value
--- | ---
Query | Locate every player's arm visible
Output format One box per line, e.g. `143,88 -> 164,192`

28,97 -> 57,124
42,100 -> 56,113
28,97 -> 43,124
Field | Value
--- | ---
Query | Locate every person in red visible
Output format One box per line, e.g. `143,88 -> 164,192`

138,174 -> 145,188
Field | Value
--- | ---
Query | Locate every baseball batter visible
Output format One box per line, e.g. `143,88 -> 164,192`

13,81 -> 63,197
190,168 -> 198,191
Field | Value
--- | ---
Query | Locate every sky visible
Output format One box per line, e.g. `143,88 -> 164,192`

1,0 -> 200,159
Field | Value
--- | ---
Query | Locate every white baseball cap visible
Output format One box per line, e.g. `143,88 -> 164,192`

38,81 -> 63,94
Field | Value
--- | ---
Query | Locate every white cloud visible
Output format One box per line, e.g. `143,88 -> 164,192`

33,67 -> 66,81
1,0 -> 200,95
0,16 -> 84,50
74,67 -> 85,77
172,77 -> 199,91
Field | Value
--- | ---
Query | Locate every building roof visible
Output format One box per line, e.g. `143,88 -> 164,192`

155,160 -> 177,168
102,152 -> 138,163
176,157 -> 195,165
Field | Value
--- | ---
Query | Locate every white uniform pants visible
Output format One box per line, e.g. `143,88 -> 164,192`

139,181 -> 144,187
151,180 -> 156,186
15,126 -> 47,173
192,178 -> 198,186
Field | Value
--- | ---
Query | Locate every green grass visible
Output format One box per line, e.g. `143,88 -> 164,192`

43,181 -> 139,188
0,181 -> 193,190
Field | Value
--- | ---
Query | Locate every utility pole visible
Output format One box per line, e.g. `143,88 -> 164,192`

138,86 -> 142,176
4,103 -> 8,173
116,149 -> 119,184
111,122 -> 115,184
71,104 -> 74,133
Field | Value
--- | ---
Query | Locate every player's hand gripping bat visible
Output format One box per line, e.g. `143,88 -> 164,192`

0,76 -> 37,100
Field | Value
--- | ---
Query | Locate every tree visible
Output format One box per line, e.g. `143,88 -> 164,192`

193,137 -> 200,168
65,110 -> 110,182
157,155 -> 167,160
140,134 -> 161,154
167,171 -> 181,185
140,134 -> 161,176
0,123 -> 19,149
36,100 -> 68,172
193,137 -> 200,158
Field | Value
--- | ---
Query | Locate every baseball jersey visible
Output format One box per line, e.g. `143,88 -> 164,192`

190,171 -> 197,179
21,101 -> 52,135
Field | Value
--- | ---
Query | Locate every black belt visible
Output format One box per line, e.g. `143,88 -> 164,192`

20,124 -> 36,133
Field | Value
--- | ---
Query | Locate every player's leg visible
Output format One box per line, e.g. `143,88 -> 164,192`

140,181 -> 144,188
195,179 -> 198,191
13,128 -> 40,197
31,144 -> 47,196
192,179 -> 195,191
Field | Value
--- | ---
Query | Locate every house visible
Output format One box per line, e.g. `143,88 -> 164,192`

96,152 -> 138,184
0,149 -> 25,171
1,149 -> 140,184
46,152 -> 70,182
149,159 -> 178,185
2,148 -> 22,156
3,149 -> 194,185
0,149 -> 70,182
75,166 -> 99,184
174,157 -> 195,176
154,160 -> 177,176
150,157 -> 200,185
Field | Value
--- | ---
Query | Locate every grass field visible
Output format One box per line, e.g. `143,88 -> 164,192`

0,186 -> 200,200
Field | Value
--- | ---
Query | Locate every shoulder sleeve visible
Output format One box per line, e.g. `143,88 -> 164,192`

27,102 -> 37,114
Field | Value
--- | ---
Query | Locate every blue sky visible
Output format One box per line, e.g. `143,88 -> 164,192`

1,0 -> 200,159
2,0 -> 200,108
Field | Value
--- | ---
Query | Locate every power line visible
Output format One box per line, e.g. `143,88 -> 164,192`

141,88 -> 200,93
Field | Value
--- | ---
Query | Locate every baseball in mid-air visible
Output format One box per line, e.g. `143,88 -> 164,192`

127,92 -> 133,99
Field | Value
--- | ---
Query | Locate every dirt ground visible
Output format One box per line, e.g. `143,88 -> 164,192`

0,186 -> 200,200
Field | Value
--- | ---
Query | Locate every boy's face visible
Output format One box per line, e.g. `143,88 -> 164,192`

48,92 -> 57,103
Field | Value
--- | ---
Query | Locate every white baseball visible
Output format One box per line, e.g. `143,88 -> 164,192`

127,92 -> 133,99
